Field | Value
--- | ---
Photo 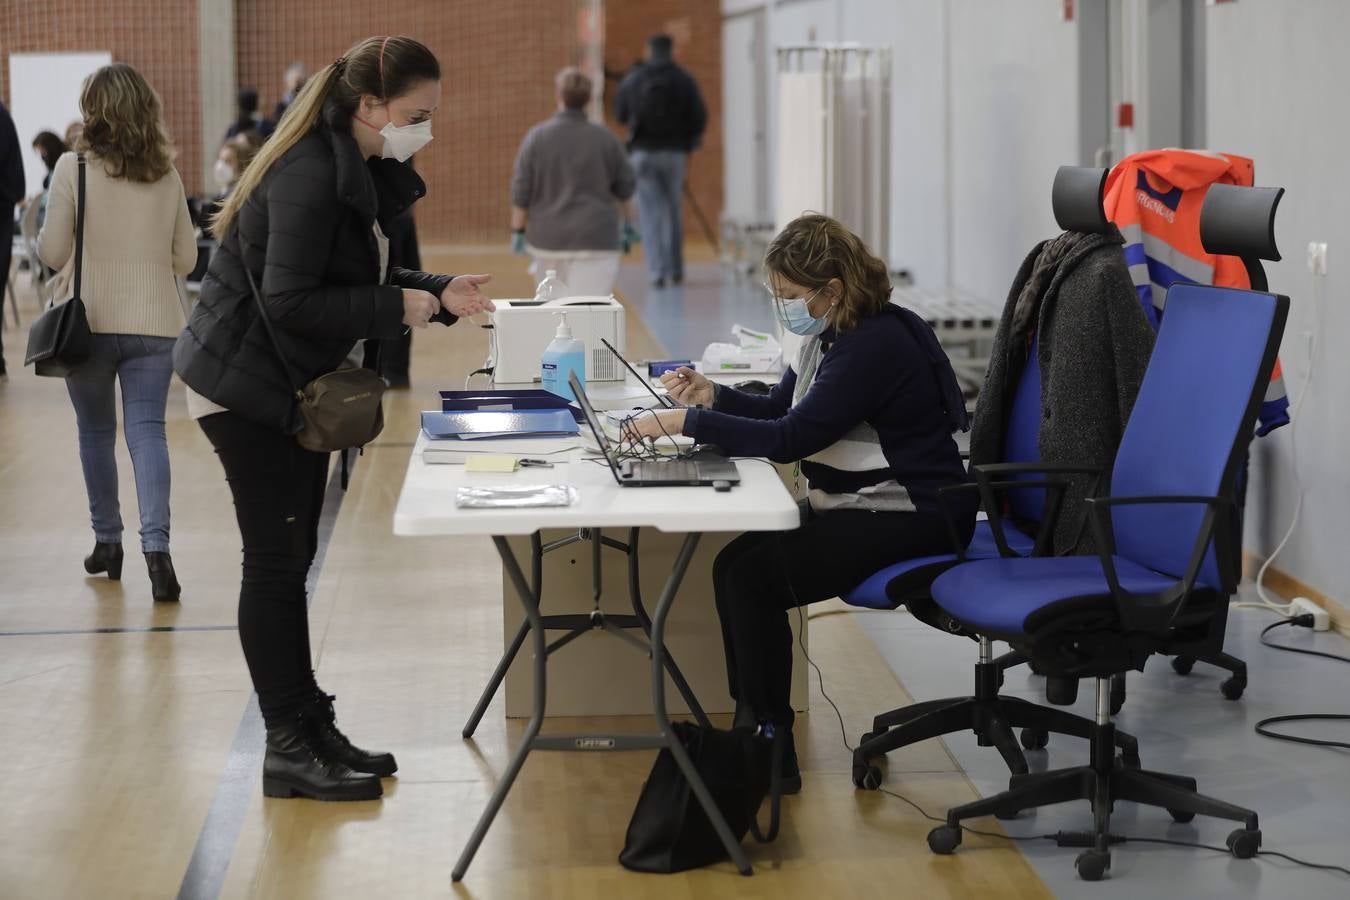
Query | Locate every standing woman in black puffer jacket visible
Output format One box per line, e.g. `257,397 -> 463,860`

174,35 -> 495,802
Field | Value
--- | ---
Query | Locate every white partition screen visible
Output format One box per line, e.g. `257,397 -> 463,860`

774,45 -> 891,263
8,51 -> 111,198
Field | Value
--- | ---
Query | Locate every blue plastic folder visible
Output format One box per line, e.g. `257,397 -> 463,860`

420,409 -> 579,440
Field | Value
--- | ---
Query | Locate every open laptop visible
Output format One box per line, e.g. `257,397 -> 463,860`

599,337 -> 677,409
568,370 -> 740,488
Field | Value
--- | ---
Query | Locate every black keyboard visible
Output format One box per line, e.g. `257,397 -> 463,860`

625,461 -> 701,482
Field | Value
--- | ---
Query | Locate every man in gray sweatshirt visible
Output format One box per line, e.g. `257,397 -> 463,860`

510,67 -> 637,297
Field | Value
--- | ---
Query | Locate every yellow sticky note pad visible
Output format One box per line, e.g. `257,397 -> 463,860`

464,454 -> 520,473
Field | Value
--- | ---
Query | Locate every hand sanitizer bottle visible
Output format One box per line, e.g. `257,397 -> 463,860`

540,312 -> 586,402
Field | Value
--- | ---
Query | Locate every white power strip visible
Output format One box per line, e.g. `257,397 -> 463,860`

1290,597 -> 1331,631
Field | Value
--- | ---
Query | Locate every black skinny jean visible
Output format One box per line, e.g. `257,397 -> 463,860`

200,411 -> 329,727
713,505 -> 974,731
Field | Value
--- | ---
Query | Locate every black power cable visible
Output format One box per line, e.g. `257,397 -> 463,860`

1254,615 -> 1350,751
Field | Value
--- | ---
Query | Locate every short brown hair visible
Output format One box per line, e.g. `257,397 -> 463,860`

555,67 -> 592,110
764,214 -> 892,331
78,63 -> 174,183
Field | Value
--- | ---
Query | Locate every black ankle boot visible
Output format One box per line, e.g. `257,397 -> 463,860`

306,693 -> 398,777
263,712 -> 383,801
145,552 -> 180,602
84,542 -> 124,580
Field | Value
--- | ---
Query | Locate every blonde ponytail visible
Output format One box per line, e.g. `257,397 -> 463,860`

211,61 -> 342,238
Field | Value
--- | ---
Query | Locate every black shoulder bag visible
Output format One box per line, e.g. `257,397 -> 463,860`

619,721 -> 785,873
25,154 -> 92,377
243,265 -> 386,454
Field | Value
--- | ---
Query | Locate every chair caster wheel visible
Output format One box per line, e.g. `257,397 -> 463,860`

1167,808 -> 1196,823
1221,677 -> 1247,701
1075,849 -> 1111,881
1020,728 -> 1049,750
852,764 -> 883,790
927,825 -> 961,855
1171,656 -> 1195,675
1226,828 -> 1261,859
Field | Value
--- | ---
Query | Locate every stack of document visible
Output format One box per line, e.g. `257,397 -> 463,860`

420,409 -> 580,465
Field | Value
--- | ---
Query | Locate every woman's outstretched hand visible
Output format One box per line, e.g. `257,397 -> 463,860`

442,274 -> 496,318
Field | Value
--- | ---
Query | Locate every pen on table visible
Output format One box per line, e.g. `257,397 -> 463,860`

518,458 -> 554,468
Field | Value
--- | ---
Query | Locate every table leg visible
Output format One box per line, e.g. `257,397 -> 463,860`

625,527 -> 712,730
461,533 -> 542,738
452,535 -> 549,882
649,532 -> 754,876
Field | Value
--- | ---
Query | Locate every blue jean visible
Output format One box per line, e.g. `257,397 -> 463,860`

631,149 -> 687,283
64,334 -> 176,552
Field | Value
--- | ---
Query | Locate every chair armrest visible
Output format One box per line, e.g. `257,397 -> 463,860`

939,479 -> 1069,560
1085,494 -> 1231,632
971,462 -> 1106,557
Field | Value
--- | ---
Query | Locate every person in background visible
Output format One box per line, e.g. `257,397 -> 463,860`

32,131 -> 68,190
510,66 -> 637,297
38,63 -> 197,599
201,133 -> 259,225
0,100 -> 24,377
614,33 -> 706,288
176,35 -> 495,803
226,87 -> 272,141
274,62 -> 308,123
63,120 -> 84,151
626,215 -> 975,791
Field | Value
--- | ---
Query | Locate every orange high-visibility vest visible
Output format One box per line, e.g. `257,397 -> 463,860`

1104,149 -> 1288,435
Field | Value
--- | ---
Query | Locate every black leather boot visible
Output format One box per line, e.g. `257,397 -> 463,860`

263,712 -> 383,801
307,693 -> 398,777
145,552 -> 180,603
84,542 -> 124,580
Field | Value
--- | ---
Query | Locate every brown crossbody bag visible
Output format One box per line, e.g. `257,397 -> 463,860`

243,265 -> 386,453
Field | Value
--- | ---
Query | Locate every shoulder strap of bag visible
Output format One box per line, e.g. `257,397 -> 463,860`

241,257 -> 304,399
748,728 -> 784,843
72,154 -> 86,301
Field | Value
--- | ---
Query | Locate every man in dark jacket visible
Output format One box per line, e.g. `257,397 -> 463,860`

0,100 -> 26,376
614,33 -> 707,288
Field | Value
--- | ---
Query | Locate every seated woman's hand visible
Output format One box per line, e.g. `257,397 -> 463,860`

622,408 -> 688,444
442,274 -> 497,318
659,367 -> 714,407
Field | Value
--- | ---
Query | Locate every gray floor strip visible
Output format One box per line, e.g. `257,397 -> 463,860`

0,625 -> 237,637
175,458 -> 352,900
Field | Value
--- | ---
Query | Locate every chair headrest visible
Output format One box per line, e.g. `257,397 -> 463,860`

1051,166 -> 1111,235
1199,183 -> 1284,262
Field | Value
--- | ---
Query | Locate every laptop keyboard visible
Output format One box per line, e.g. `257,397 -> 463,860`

627,461 -> 701,481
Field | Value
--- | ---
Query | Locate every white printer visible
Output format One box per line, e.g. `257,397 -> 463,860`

487,295 -> 627,384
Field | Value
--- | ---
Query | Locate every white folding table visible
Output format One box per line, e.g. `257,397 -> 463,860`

393,432 -> 800,880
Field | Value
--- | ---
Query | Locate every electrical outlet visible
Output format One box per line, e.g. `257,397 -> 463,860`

1290,596 -> 1331,631
1306,241 -> 1328,276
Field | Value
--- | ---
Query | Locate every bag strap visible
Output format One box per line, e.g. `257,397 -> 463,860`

748,728 -> 784,843
242,258 -> 304,399
72,154 -> 86,300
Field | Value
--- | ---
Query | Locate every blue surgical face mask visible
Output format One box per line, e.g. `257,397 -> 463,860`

774,286 -> 833,336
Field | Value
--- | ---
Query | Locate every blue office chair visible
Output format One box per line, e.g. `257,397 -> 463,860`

921,259 -> 1288,879
844,167 -> 1138,784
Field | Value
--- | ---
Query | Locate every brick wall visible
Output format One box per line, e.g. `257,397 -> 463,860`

602,0 -> 723,242
236,0 -> 587,245
0,0 -> 202,195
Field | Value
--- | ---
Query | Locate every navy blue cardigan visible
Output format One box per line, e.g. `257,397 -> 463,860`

683,305 -> 971,516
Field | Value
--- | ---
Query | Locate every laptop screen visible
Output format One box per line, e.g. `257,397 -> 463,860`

567,370 -> 624,483
600,337 -> 674,409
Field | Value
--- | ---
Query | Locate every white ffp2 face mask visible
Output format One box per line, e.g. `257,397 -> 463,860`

213,159 -> 235,191
376,119 -> 433,162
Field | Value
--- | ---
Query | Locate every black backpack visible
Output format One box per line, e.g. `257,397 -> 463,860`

635,65 -> 687,142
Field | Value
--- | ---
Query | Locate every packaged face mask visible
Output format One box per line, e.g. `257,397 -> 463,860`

455,484 -> 577,508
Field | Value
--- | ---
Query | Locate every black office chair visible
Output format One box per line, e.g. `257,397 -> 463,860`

844,166 -> 1142,784
920,184 -> 1287,881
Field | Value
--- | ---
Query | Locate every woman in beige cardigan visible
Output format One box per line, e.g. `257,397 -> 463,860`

39,63 -> 196,601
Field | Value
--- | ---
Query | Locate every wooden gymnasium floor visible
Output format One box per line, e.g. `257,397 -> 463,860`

0,249 -> 1049,899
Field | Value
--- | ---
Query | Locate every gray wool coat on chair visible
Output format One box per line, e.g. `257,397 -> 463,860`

970,231 -> 1156,555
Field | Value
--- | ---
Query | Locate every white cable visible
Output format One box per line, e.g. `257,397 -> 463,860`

1236,271 -> 1319,615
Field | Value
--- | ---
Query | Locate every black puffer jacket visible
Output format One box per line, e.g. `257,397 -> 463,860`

175,102 -> 456,435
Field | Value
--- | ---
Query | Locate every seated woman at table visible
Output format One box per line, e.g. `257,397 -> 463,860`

625,214 -> 975,791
